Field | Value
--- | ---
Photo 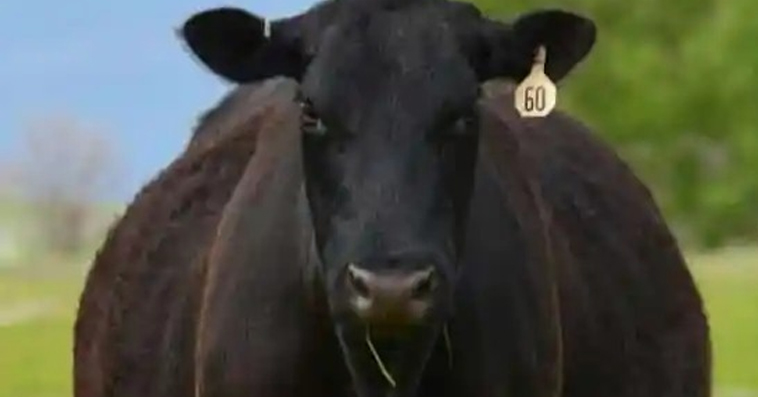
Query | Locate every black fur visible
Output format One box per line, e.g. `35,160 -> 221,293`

73,1 -> 709,397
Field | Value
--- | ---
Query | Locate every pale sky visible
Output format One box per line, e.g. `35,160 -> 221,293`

0,0 -> 319,201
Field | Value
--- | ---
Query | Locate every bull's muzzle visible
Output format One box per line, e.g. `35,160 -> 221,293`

345,263 -> 437,327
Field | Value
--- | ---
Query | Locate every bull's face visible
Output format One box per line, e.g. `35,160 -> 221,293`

180,1 -> 594,396
298,4 -> 483,333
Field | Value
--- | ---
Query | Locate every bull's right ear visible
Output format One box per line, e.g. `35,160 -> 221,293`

179,7 -> 306,83
474,10 -> 596,83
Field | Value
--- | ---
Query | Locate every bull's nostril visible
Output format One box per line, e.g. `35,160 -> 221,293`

347,265 -> 371,298
411,270 -> 436,299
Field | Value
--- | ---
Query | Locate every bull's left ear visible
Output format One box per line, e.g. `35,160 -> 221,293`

476,9 -> 596,83
179,7 -> 305,83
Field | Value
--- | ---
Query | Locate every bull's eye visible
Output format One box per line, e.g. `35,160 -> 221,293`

453,117 -> 471,134
431,112 -> 478,144
448,112 -> 478,137
299,99 -> 328,136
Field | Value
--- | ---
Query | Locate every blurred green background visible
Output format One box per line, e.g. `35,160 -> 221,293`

0,0 -> 756,396
476,0 -> 758,249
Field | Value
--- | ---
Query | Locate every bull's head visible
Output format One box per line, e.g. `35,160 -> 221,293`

180,1 -> 594,396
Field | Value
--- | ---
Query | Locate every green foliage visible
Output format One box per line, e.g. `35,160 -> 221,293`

0,272 -> 83,397
0,316 -> 74,397
469,0 -> 758,248
690,247 -> 758,389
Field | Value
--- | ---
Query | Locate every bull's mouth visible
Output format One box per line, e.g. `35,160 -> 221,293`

335,321 -> 442,397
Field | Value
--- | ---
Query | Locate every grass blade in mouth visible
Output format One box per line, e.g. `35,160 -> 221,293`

443,324 -> 453,369
365,327 -> 397,388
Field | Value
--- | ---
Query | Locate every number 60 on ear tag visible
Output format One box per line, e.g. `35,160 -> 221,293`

515,45 -> 556,118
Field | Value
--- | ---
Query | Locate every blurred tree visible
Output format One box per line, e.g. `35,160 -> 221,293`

469,0 -> 757,248
11,113 -> 123,257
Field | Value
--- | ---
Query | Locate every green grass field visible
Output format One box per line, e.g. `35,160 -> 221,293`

0,247 -> 756,397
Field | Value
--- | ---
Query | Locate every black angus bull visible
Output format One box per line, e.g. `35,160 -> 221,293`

74,1 -> 711,397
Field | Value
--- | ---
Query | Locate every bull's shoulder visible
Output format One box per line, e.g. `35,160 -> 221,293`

77,76 -> 299,315
74,108 -> 263,335
481,79 -> 659,217
82,80 -> 289,281
74,79 -> 300,386
481,78 -> 683,274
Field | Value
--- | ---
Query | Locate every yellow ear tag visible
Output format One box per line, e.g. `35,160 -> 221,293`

514,45 -> 556,118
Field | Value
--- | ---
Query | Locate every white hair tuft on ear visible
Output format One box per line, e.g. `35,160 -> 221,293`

263,18 -> 271,38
